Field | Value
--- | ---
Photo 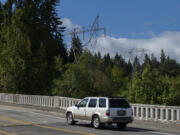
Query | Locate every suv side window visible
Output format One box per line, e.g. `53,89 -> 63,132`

88,99 -> 97,108
78,99 -> 88,107
99,98 -> 106,108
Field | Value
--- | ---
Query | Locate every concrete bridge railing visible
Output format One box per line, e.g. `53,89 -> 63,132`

131,104 -> 180,123
0,93 -> 179,124
0,93 -> 80,110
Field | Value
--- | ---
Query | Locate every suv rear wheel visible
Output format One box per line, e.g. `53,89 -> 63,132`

117,123 -> 127,130
66,112 -> 75,125
92,115 -> 101,129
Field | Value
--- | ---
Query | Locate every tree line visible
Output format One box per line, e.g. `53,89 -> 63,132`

0,0 -> 180,106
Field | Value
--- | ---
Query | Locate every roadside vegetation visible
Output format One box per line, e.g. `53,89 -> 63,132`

0,0 -> 180,106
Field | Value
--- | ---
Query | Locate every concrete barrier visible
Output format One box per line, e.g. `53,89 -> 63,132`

131,104 -> 180,123
0,93 -> 179,124
0,93 -> 80,109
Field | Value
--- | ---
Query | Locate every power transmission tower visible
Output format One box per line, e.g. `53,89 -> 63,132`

67,15 -> 106,51
128,48 -> 151,102
128,48 -> 151,64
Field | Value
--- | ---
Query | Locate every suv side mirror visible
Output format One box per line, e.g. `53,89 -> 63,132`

75,104 -> 78,107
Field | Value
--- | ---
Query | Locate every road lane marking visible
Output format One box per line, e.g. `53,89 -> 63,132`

33,124 -> 96,135
29,112 -> 65,120
0,130 -> 18,135
0,115 -> 96,135
0,116 -> 31,125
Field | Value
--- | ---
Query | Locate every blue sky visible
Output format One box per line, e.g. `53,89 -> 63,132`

57,0 -> 180,61
58,0 -> 180,61
1,0 -> 180,60
58,0 -> 180,39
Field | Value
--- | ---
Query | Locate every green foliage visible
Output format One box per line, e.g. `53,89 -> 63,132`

111,66 -> 128,97
68,35 -> 83,63
166,76 -> 180,105
0,1 -> 180,106
52,51 -> 112,98
0,33 -> 29,93
0,0 -> 66,95
128,63 -> 171,105
0,8 -> 31,93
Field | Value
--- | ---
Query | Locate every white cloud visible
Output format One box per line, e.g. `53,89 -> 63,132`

61,18 -> 180,61
94,31 -> 180,61
61,18 -> 81,31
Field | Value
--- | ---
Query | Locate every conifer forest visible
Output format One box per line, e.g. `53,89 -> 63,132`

0,0 -> 180,106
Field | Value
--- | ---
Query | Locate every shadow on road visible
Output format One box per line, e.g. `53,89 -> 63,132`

74,123 -> 154,132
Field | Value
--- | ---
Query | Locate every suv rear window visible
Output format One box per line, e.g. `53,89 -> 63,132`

109,99 -> 130,108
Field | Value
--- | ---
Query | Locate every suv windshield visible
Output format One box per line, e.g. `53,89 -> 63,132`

109,99 -> 130,108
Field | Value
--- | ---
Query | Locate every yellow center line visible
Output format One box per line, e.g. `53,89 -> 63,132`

0,116 -> 31,125
0,130 -> 18,135
0,115 -> 97,135
34,124 -> 95,135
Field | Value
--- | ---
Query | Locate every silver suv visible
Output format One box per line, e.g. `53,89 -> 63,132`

66,97 -> 133,129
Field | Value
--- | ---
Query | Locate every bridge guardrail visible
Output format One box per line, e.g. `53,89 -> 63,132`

0,93 -> 179,123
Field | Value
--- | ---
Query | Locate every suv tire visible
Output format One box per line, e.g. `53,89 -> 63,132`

66,112 -> 75,125
92,115 -> 101,129
117,123 -> 127,130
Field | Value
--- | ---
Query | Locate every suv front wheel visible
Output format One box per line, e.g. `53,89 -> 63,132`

66,112 -> 75,125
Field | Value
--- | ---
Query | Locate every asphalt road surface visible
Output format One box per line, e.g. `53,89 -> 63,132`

0,104 -> 179,135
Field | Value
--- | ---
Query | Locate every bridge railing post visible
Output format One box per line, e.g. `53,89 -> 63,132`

150,107 -> 153,120
166,108 -> 169,121
177,109 -> 180,123
141,107 -> 143,120
160,108 -> 164,121
53,96 -> 59,108
145,107 -> 148,120
155,108 -> 158,121
172,109 -> 175,121
137,106 -> 140,119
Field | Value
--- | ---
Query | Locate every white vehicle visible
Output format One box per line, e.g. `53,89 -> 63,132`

66,97 -> 133,129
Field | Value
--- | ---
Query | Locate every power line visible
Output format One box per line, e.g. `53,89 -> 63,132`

66,15 -> 106,50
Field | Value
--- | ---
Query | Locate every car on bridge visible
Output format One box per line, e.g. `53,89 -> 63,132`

66,97 -> 133,129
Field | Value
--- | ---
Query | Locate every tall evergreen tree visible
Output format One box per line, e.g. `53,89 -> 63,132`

114,53 -> 125,68
133,56 -> 141,73
69,35 -> 83,63
0,0 -> 66,94
160,49 -> 166,64
103,53 -> 112,68
97,52 -> 101,59
143,54 -> 151,67
0,8 -> 31,93
124,60 -> 133,76
151,53 -> 159,69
